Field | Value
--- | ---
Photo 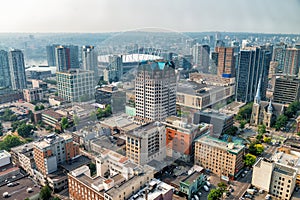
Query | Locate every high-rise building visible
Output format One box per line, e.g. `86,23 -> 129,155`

216,47 -> 236,78
81,45 -> 98,81
235,47 -> 271,102
55,45 -> 79,72
272,43 -> 287,72
33,133 -> 79,175
135,60 -> 177,123
192,44 -> 210,73
8,49 -> 27,90
0,50 -> 11,88
273,76 -> 300,104
103,55 -> 123,83
56,70 -> 95,102
283,48 -> 300,76
46,44 -> 59,66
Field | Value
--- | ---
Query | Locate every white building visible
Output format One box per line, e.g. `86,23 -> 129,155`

56,69 -> 95,102
0,150 -> 11,167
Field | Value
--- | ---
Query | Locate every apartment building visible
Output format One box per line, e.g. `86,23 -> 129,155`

23,88 -> 43,102
11,142 -> 35,176
33,133 -> 79,175
194,134 -> 245,180
125,122 -> 166,165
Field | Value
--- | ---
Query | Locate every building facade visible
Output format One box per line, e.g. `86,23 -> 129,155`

192,44 -> 210,73
103,55 -> 123,83
23,88 -> 43,102
82,45 -> 99,81
8,49 -> 27,90
194,134 -> 245,180
46,44 -> 59,66
135,60 -> 177,123
55,45 -> 79,72
216,47 -> 236,78
56,70 -> 95,102
125,122 -> 166,165
273,76 -> 300,104
283,48 -> 300,76
33,133 -> 79,175
0,50 -> 11,89
235,47 -> 271,102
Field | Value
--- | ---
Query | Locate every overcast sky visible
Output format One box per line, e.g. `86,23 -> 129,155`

1,0 -> 299,33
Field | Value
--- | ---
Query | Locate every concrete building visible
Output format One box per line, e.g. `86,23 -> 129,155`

0,50 -> 11,89
125,122 -> 166,165
180,170 -> 205,199
103,55 -> 123,83
283,48 -> 300,76
41,109 -> 65,129
215,47 -> 236,78
56,69 -> 95,102
162,116 -> 211,162
95,85 -> 126,114
11,142 -> 35,176
23,88 -> 43,102
193,110 -> 234,138
82,45 -> 99,81
252,158 -> 297,200
273,76 -> 300,104
135,60 -> 177,124
176,81 -> 235,113
8,49 -> 27,90
189,73 -> 235,87
32,79 -> 48,90
0,150 -> 11,168
192,44 -> 210,73
46,44 -> 59,66
194,134 -> 245,180
68,164 -> 154,200
33,133 -> 79,175
235,47 -> 271,102
55,45 -> 79,72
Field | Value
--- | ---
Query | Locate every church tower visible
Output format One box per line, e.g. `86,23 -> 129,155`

251,77 -> 262,126
264,99 -> 273,128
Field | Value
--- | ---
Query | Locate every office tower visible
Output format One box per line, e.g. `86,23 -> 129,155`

178,54 -> 192,70
273,76 -> 300,104
56,70 -> 95,102
135,60 -> 177,123
235,47 -> 271,102
33,133 -> 79,175
125,122 -> 166,165
0,50 -> 11,88
46,44 -> 59,66
272,43 -> 287,72
283,48 -> 300,76
103,55 -> 123,83
194,134 -> 245,180
216,47 -> 235,78
211,52 -> 219,67
55,45 -> 79,72
8,49 -> 27,90
215,40 -> 225,48
192,44 -> 210,73
82,45 -> 99,82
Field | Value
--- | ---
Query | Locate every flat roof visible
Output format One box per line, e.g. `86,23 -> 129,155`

198,109 -> 233,120
98,54 -> 162,63
181,171 -> 202,185
125,122 -> 164,138
195,134 -> 245,155
0,150 -> 11,159
60,155 -> 91,172
101,115 -> 134,129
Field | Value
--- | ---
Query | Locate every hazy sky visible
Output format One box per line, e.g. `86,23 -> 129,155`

1,0 -> 299,33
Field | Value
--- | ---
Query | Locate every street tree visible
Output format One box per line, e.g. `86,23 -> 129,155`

244,153 -> 257,166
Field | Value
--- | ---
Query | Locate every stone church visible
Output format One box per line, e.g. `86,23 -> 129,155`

250,78 -> 285,128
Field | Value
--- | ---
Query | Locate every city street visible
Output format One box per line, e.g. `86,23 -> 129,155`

230,170 -> 253,199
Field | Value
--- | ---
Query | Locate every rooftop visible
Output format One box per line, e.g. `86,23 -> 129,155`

181,171 -> 203,185
126,122 -> 164,138
42,109 -> 64,120
195,134 -> 245,155
163,116 -> 207,134
274,163 -> 297,177
198,109 -> 233,120
98,54 -> 162,64
34,133 -> 72,150
101,115 -> 134,129
0,150 -> 11,159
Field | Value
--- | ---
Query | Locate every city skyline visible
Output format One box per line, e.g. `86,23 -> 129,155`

0,0 -> 299,34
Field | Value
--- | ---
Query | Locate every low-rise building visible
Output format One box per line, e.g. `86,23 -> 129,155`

162,116 -> 211,162
41,109 -> 65,129
252,158 -> 297,200
125,122 -> 166,165
0,150 -> 11,168
11,142 -> 35,176
193,110 -> 234,138
23,88 -> 43,102
194,134 -> 245,180
180,170 -> 205,199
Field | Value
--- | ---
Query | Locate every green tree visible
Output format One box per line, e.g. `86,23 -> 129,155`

275,114 -> 288,130
255,144 -> 264,155
1,109 -> 17,121
235,102 -> 253,122
52,197 -> 61,200
88,163 -> 97,176
258,124 -> 266,134
217,182 -> 227,191
34,105 -> 39,111
263,137 -> 272,143
208,188 -> 223,200
0,122 -> 3,136
256,133 -> 263,141
17,124 -> 34,138
285,101 -> 300,118
61,117 -> 69,130
239,120 -> 247,129
244,153 -> 257,166
0,135 -> 23,150
39,185 -> 52,200
90,111 -> 97,121
224,126 -> 238,136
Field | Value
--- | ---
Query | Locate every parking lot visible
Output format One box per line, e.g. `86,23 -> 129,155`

0,177 -> 41,199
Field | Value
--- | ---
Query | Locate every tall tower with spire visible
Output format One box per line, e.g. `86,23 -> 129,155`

263,99 -> 273,128
251,77 -> 262,125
